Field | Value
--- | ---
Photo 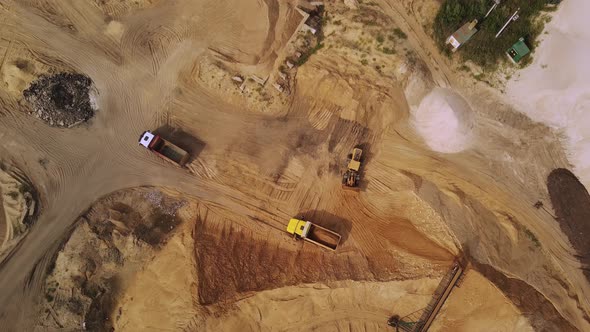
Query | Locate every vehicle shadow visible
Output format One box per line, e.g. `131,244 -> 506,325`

355,142 -> 373,192
153,124 -> 206,163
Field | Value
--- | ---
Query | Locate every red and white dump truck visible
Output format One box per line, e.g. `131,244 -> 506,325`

139,131 -> 189,167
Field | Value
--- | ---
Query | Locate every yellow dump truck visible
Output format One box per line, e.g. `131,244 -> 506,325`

287,218 -> 342,251
342,147 -> 362,189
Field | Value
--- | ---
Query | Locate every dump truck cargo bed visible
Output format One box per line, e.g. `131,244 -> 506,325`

286,218 -> 342,251
139,131 -> 191,167
151,138 -> 189,166
306,224 -> 341,251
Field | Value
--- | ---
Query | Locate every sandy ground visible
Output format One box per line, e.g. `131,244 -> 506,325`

507,0 -> 590,188
110,189 -> 530,332
36,188 -> 192,330
431,271 -> 533,332
114,217 -> 197,331
0,0 -> 588,331
411,88 -> 474,153
0,166 -> 36,255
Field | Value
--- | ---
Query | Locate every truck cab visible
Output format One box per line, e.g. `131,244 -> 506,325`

139,131 -> 156,148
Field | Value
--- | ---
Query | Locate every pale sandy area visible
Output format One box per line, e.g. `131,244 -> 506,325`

411,88 -> 475,153
114,219 -> 197,331
507,0 -> 590,187
199,274 -> 531,332
431,271 -> 533,332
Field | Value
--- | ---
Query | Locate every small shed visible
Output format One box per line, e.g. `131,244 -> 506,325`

506,37 -> 531,63
446,20 -> 478,52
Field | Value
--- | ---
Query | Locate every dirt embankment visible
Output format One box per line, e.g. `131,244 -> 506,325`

0,164 -> 38,257
431,270 -> 534,332
547,168 -> 590,282
111,198 -> 528,332
36,188 -> 188,331
473,261 -> 579,332
194,206 -> 450,305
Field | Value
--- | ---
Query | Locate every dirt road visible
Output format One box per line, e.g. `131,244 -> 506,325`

0,0 -> 452,328
1,0 -> 589,330
378,0 -> 454,88
0,0 -> 301,326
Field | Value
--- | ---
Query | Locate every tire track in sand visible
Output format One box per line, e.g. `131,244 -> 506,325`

0,185 -> 7,250
0,1 -> 457,330
123,22 -> 183,76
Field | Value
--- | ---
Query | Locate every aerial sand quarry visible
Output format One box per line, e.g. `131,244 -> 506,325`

0,0 -> 589,331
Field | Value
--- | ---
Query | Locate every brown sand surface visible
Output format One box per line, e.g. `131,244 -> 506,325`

0,0 -> 588,331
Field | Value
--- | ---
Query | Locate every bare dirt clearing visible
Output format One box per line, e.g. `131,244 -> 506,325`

0,0 -> 588,331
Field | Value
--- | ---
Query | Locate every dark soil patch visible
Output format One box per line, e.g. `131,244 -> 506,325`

23,72 -> 95,127
547,168 -> 590,281
134,209 -> 182,246
14,59 -> 34,73
82,276 -> 120,332
473,261 -> 578,332
86,197 -> 182,248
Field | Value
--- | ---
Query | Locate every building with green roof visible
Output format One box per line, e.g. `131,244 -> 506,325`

506,37 -> 531,63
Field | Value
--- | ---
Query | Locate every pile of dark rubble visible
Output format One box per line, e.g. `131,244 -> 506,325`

23,72 -> 95,128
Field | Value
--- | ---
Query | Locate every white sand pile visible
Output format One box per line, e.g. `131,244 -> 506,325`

507,0 -> 590,187
411,88 -> 474,153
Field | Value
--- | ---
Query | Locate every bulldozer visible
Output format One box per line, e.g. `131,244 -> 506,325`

342,147 -> 362,189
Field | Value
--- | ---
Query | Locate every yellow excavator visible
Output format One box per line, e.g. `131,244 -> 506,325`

342,147 -> 362,189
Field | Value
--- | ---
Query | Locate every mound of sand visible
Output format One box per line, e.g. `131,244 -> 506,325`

37,188 -> 189,331
507,0 -> 590,188
0,168 -> 35,252
411,88 -> 474,153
